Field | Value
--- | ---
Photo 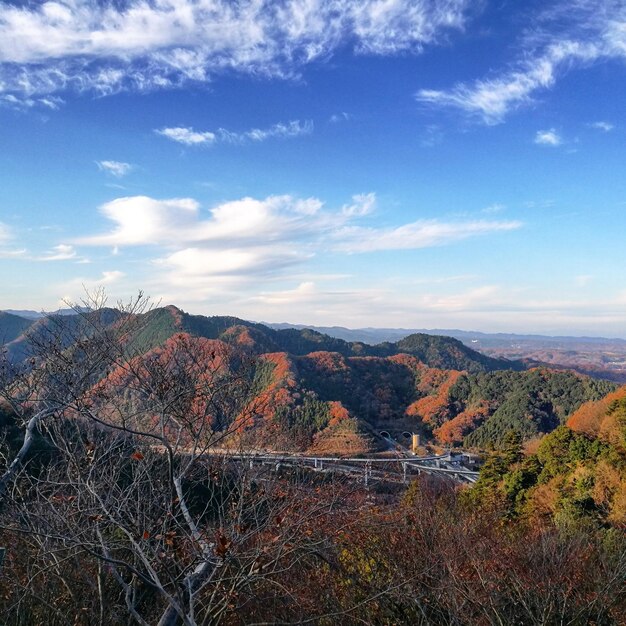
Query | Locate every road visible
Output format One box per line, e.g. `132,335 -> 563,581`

207,450 -> 480,485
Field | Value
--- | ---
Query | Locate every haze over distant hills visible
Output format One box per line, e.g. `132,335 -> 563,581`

266,321 -> 626,347
267,322 -> 626,383
3,308 -> 89,320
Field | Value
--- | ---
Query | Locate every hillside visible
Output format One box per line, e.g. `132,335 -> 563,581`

267,322 -> 626,382
2,305 -> 615,451
2,308 -> 124,363
468,386 -> 626,527
0,312 -> 33,344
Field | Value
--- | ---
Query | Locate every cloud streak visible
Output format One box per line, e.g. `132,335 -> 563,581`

156,120 -> 313,146
417,1 -> 626,123
590,121 -> 614,132
0,0 -> 471,100
332,219 -> 522,253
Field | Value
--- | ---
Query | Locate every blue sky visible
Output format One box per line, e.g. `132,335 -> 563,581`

1,0 -> 625,335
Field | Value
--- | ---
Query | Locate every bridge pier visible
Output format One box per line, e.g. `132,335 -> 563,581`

364,461 -> 371,486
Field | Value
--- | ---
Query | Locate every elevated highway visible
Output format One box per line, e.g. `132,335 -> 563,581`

208,451 -> 480,485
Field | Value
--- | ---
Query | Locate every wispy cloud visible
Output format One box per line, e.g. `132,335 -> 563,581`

481,203 -> 505,214
417,1 -> 626,123
0,223 -> 26,258
0,221 -> 84,263
420,124 -> 444,147
0,0 -> 472,100
332,219 -> 522,253
329,112 -> 350,124
534,128 -> 561,146
156,120 -> 312,146
590,121 -> 614,132
0,93 -> 63,110
96,160 -> 134,177
37,244 -> 78,262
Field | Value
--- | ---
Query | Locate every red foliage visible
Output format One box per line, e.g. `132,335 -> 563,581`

433,401 -> 490,444
406,370 -> 464,425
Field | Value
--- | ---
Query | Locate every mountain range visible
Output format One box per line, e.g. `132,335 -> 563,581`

0,306 -> 617,452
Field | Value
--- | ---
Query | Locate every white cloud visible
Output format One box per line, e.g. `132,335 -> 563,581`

155,127 -> 216,146
341,193 -> 376,217
534,128 -> 561,146
96,160 -> 134,177
238,281 -> 626,336
0,0 -> 471,99
332,219 -> 522,253
590,121 -> 614,131
73,192 -> 521,297
0,93 -> 63,110
38,244 -> 78,261
238,119 -> 313,142
0,248 -> 27,259
97,270 -> 125,285
78,196 -> 202,246
156,120 -> 312,146
417,1 -> 626,123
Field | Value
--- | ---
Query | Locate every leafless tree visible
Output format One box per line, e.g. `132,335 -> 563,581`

0,291 -> 358,625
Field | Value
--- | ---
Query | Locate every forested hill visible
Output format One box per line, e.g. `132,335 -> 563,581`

468,386 -> 626,527
2,304 -> 519,373
1,305 -> 617,451
118,305 -> 520,373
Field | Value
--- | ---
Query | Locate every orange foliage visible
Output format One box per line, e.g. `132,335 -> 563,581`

388,354 -> 421,370
305,351 -> 348,372
243,352 -> 297,424
433,401 -> 489,444
567,385 -> 626,443
328,401 -> 350,427
405,370 -> 463,425
84,333 -> 236,440
222,325 -> 256,348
